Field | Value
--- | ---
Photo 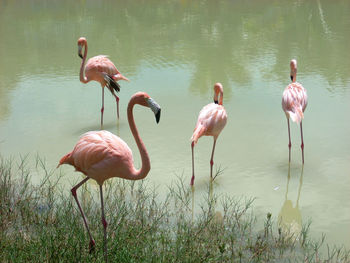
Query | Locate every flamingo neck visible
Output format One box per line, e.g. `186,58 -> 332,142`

80,42 -> 88,83
127,99 -> 151,180
290,67 -> 297,83
213,83 -> 224,105
219,91 -> 223,105
214,91 -> 224,105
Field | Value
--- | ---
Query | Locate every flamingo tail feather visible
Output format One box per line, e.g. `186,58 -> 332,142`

104,74 -> 120,93
287,107 -> 304,124
57,153 -> 73,168
191,125 -> 205,146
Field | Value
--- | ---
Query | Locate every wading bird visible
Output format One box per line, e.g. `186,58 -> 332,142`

58,92 -> 161,262
282,59 -> 308,163
78,37 -> 129,127
190,83 -> 227,186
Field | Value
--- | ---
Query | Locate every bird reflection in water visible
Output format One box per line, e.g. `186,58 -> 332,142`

191,181 -> 223,224
278,164 -> 304,239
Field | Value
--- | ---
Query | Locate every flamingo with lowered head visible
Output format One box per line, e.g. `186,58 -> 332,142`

57,92 -> 161,262
282,59 -> 308,164
78,37 -> 129,127
190,83 -> 227,186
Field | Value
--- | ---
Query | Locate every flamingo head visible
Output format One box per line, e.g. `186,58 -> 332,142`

290,59 -> 297,82
213,83 -> 224,105
77,37 -> 87,59
134,92 -> 161,123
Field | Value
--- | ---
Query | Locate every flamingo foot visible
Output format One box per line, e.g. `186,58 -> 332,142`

71,187 -> 77,197
190,176 -> 195,186
102,217 -> 108,262
116,97 -> 120,120
89,239 -> 96,254
102,217 -> 108,229
100,107 -> 105,129
210,160 -> 214,179
301,143 -> 305,164
288,143 -> 291,163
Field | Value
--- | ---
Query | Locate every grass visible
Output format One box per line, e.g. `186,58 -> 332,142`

1,155 -> 349,262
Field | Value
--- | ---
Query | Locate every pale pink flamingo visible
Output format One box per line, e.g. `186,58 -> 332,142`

282,59 -> 308,163
57,92 -> 161,262
190,83 -> 227,186
78,37 -> 129,127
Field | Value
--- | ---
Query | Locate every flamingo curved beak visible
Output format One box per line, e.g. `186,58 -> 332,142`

155,109 -> 161,123
147,98 -> 161,123
78,45 -> 83,59
290,76 -> 293,81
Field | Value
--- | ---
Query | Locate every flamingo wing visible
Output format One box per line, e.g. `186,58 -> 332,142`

191,103 -> 227,144
282,82 -> 308,123
68,131 -> 134,184
84,55 -> 120,86
86,55 -> 119,75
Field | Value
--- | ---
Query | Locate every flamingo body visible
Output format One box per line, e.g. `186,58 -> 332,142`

282,82 -> 307,124
84,55 -> 125,86
190,83 -> 227,185
59,130 -> 134,185
191,103 -> 227,144
282,59 -> 307,163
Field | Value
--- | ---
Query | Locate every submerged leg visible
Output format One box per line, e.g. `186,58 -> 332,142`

190,142 -> 195,186
110,90 -> 120,120
300,121 -> 304,164
287,118 -> 291,163
101,86 -> 105,129
210,139 -> 217,180
116,95 -> 120,120
100,185 -> 108,263
71,177 -> 95,252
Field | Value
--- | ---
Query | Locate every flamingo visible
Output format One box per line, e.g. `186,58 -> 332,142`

282,59 -> 308,163
57,92 -> 161,262
77,37 -> 129,127
190,83 -> 227,186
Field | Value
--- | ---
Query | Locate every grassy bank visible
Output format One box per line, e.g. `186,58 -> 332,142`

0,156 -> 349,262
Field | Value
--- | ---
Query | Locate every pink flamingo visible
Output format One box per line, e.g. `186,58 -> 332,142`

78,37 -> 129,127
282,59 -> 308,163
57,92 -> 161,262
190,83 -> 227,186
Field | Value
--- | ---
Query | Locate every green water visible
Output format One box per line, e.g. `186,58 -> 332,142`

0,0 -> 350,249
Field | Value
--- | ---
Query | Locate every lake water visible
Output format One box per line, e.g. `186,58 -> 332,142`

0,0 -> 349,250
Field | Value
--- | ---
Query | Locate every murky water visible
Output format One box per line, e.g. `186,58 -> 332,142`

1,0 -> 350,249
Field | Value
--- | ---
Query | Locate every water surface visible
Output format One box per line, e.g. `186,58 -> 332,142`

0,0 -> 350,249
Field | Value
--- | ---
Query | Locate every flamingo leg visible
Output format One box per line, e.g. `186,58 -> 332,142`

101,86 -> 105,129
210,139 -> 217,180
287,118 -> 291,163
300,121 -> 304,164
190,142 -> 195,186
110,91 -> 120,120
71,177 -> 96,252
116,96 -> 120,120
99,185 -> 108,263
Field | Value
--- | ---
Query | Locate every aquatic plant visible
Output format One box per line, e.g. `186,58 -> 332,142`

1,155 -> 349,262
